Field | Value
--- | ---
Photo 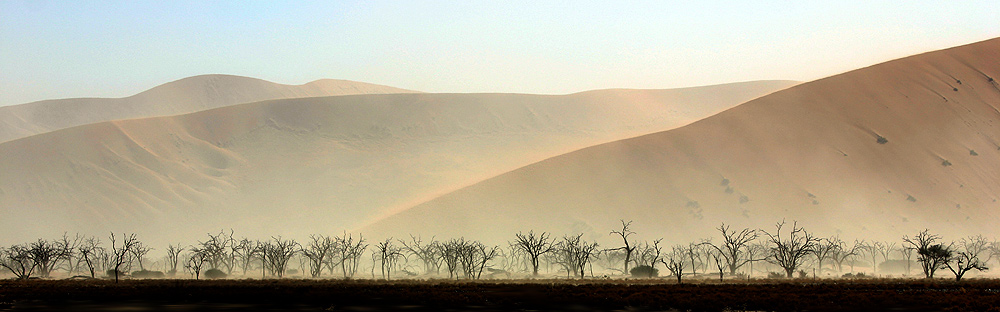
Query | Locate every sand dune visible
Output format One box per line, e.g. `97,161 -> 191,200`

0,81 -> 794,246
0,74 -> 418,143
364,38 -> 1000,245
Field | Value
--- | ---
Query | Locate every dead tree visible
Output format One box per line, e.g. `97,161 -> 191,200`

510,231 -> 555,277
333,233 -> 367,278
77,237 -> 102,278
829,238 -> 860,274
553,234 -> 600,278
876,242 -> 897,274
400,236 -> 442,275
232,238 -> 259,276
946,235 -> 990,281
198,230 -> 235,273
372,238 -> 405,280
662,245 -> 687,283
185,250 -> 208,279
440,238 -> 464,279
683,243 -> 705,276
903,229 -> 948,278
28,238 -> 72,278
164,244 -> 184,276
812,237 -> 840,276
898,245 -> 914,275
763,221 -> 818,278
609,220 -> 638,274
634,239 -> 664,269
701,223 -> 761,276
261,237 -> 298,278
130,242 -> 153,271
859,241 -> 884,275
109,233 -> 140,282
301,235 -> 336,278
0,244 -> 37,279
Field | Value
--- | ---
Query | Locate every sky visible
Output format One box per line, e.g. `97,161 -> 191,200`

1,1 -> 998,106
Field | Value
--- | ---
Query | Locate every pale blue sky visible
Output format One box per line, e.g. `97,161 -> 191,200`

2,1 -> 998,106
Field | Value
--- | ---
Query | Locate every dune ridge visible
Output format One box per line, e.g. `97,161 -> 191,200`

0,80 -> 795,246
0,74 -> 419,143
363,37 -> 1000,245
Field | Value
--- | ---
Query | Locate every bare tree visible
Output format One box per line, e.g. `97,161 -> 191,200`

945,236 -> 990,281
109,233 -> 139,282
198,230 -> 235,273
261,236 -> 298,278
634,239 -> 664,269
683,243 -> 706,276
185,250 -> 208,279
301,235 -> 336,278
876,242 -> 897,274
333,233 -> 367,278
232,238 -> 259,276
661,245 -> 686,283
609,220 -> 637,274
440,238 -> 464,279
76,237 -> 102,278
859,241 -> 884,275
28,238 -> 72,278
898,245 -> 914,276
372,238 -> 405,280
701,223 -> 761,276
552,234 -> 600,278
812,237 -> 840,276
400,236 -> 442,275
903,229 -> 948,278
0,244 -> 37,279
130,242 -> 153,271
510,231 -> 555,277
762,221 -> 818,278
164,244 -> 184,277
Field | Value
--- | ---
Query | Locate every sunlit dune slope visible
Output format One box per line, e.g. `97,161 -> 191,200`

0,80 -> 793,245
364,38 -> 1000,245
0,74 -> 418,143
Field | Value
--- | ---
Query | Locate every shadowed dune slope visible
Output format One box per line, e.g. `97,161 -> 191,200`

0,80 -> 794,245
0,74 -> 418,143
364,38 -> 1000,245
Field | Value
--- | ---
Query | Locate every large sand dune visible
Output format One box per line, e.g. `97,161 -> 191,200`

0,74 -> 418,143
0,81 -> 794,245
364,38 -> 1000,245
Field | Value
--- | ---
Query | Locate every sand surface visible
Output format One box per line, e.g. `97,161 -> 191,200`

0,81 -> 794,246
0,74 -> 418,143
364,38 -> 1000,245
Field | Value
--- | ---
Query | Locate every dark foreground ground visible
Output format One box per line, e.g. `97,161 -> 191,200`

1,278 -> 999,312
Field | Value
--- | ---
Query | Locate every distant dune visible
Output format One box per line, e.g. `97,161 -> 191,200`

364,38 -> 1000,245
0,74 -> 418,143
0,80 -> 793,245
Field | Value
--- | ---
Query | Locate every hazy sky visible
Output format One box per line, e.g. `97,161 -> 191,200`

2,1 -> 998,106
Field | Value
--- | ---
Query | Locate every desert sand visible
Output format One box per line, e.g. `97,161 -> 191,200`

364,38 -> 1000,246
0,80 -> 794,246
0,74 -> 419,143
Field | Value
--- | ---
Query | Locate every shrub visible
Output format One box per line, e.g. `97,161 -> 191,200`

876,135 -> 888,144
629,265 -> 658,278
131,270 -> 165,279
203,268 -> 227,279
106,270 -> 126,278
768,272 -> 785,279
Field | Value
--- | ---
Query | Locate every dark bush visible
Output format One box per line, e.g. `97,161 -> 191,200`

629,265 -> 658,278
131,270 -> 165,279
204,268 -> 227,279
106,270 -> 126,278
876,135 -> 888,144
768,272 -> 785,279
